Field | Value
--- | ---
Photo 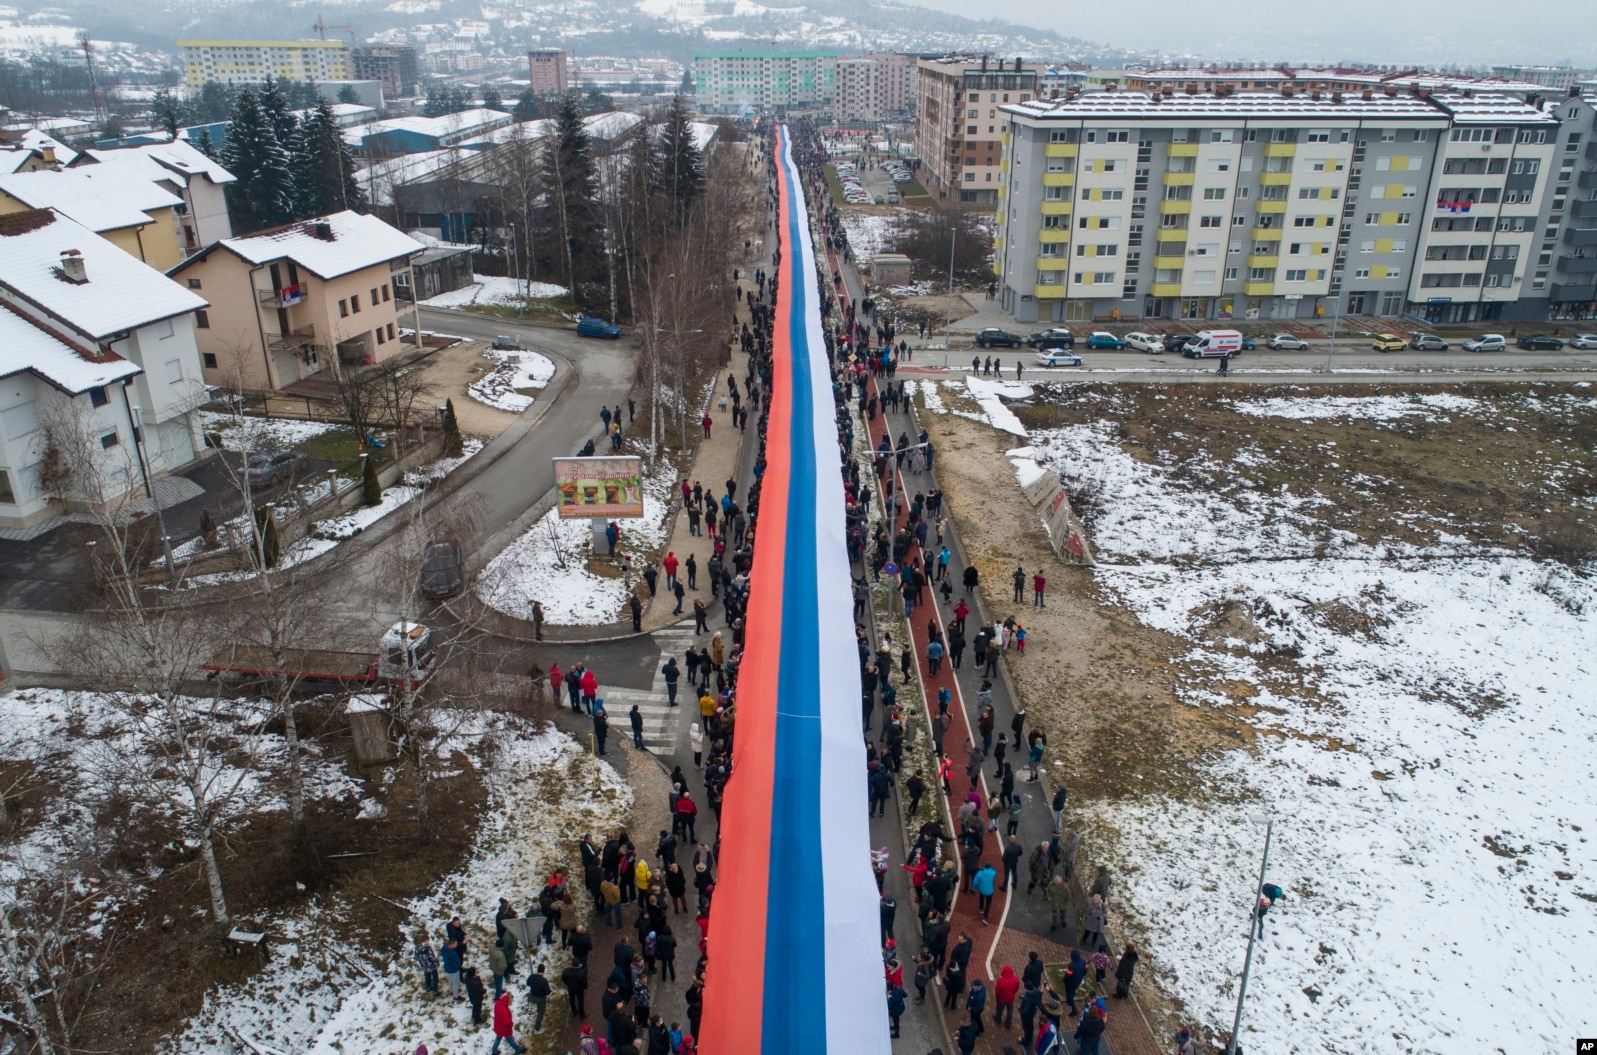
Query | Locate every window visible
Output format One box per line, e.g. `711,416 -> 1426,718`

1210,130 -> 1234,143
1203,187 -> 1226,200
88,386 -> 108,407
339,299 -> 348,317
1510,159 -> 1540,175
1387,266 -> 1401,279
155,319 -> 175,339
195,309 -> 210,329
967,125 -> 977,135
1248,267 -> 1272,280
1043,215 -> 1067,229
1306,131 -> 1331,143
969,92 -> 979,102
0,470 -> 13,506
370,287 -> 379,306
1360,239 -> 1375,253
1379,130 -> 1396,143
376,327 -> 385,345
967,109 -> 977,118
1225,267 -> 1239,280
1233,215 -> 1248,226
165,358 -> 183,384
1354,267 -> 1371,279
1284,269 -> 1309,281
1199,215 -> 1222,228
187,278 -> 202,289
1046,156 -> 1071,172
387,323 -> 396,341
1412,129 -> 1429,142
203,352 -> 218,369
1208,159 -> 1231,172
100,431 -> 119,449
1048,130 -> 1073,143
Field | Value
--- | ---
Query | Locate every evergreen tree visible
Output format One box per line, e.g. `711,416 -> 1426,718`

442,398 -> 462,457
422,86 -> 444,118
449,85 -> 472,113
541,91 -> 603,309
337,83 -> 361,105
258,76 -> 300,148
252,506 -> 280,569
512,88 -> 544,122
653,94 -> 705,222
362,452 -> 383,507
151,87 -> 182,139
680,69 -> 694,94
219,87 -> 296,234
482,86 -> 503,111
293,98 -> 367,218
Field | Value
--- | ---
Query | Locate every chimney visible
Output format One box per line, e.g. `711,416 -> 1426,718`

1151,91 -> 1161,103
40,146 -> 55,164
1331,90 -> 1342,103
1186,83 -> 1197,95
1312,89 -> 1321,100
307,221 -> 335,241
1362,88 -> 1373,100
1384,85 -> 1398,97
59,249 -> 87,284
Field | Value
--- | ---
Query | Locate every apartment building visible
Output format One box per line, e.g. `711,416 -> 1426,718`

997,87 -> 1560,325
178,40 -> 352,87
693,51 -> 839,115
0,209 -> 211,532
916,56 -> 1043,205
833,53 -> 917,124
1492,65 -> 1582,91
1538,93 -> 1597,319
527,48 -> 570,95
169,211 -> 422,392
352,45 -> 419,99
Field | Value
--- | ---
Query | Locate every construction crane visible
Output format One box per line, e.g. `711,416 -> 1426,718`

313,15 -> 357,44
79,32 -> 109,131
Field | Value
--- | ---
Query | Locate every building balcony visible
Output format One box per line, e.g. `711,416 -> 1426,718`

1559,256 -> 1597,273
1252,226 -> 1284,241
1260,171 -> 1293,186
1148,281 -> 1183,297
1002,132 -> 1011,146
1040,201 -> 1073,215
1162,171 -> 1195,187
1040,229 -> 1069,243
1263,143 -> 1296,157
1155,228 -> 1188,244
257,286 -> 307,309
995,211 -> 1006,225
1042,172 -> 1075,187
1153,254 -> 1187,269
1167,143 -> 1199,158
1564,227 -> 1597,246
1571,199 -> 1597,220
1036,257 -> 1069,271
1586,141 -> 1597,160
1551,281 -> 1597,302
267,324 -> 317,353
1242,279 -> 1276,296
1256,200 -> 1288,214
997,185 -> 1007,199
1248,253 -> 1281,268
999,159 -> 1009,173
1159,200 -> 1192,215
1576,170 -> 1597,189
1033,284 -> 1067,298
1044,143 -> 1078,158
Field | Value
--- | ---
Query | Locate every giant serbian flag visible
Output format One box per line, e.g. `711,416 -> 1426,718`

697,126 -> 890,1054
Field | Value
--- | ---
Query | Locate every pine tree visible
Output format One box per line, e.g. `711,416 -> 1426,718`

293,98 -> 368,218
482,86 -> 503,111
220,87 -> 296,234
442,398 -> 463,457
252,506 -> 280,568
337,83 -> 361,105
542,91 -> 603,309
513,88 -> 542,122
422,86 -> 444,118
362,452 -> 382,507
653,94 -> 705,223
152,87 -> 182,139
258,76 -> 300,150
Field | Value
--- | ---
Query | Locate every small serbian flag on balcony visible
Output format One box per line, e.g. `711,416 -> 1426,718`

279,284 -> 303,306
1437,200 -> 1472,214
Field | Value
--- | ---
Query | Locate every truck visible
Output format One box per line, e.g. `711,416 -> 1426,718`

1182,329 -> 1245,358
204,622 -> 436,691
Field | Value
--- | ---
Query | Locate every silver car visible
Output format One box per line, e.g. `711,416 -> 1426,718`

1570,333 -> 1597,350
1266,333 -> 1309,350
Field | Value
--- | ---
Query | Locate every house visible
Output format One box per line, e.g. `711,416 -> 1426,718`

0,208 -> 211,533
0,128 -> 76,174
399,243 -> 473,301
168,210 -> 425,393
75,140 -> 237,256
0,166 -> 189,271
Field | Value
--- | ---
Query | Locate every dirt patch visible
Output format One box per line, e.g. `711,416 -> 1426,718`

409,340 -> 528,438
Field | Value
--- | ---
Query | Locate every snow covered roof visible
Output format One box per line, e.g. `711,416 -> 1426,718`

193,210 -> 423,281
2,128 -> 77,166
83,140 -> 237,188
1428,90 -> 1559,125
1004,90 -> 1455,123
0,209 -> 208,341
690,121 -> 718,152
582,110 -> 644,142
0,300 -> 142,393
0,166 -> 185,234
455,119 -> 554,149
353,149 -> 461,205
345,107 -> 514,149
0,143 -> 43,175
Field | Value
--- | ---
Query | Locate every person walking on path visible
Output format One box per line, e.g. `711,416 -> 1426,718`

592,706 -> 609,756
526,965 -> 550,1034
1011,565 -> 1025,603
630,592 -> 643,632
531,601 -> 545,641
1033,570 -> 1047,607
441,938 -> 464,1001
465,967 -> 486,1025
693,598 -> 709,634
1081,893 -> 1108,951
661,658 -> 680,706
963,565 -> 979,596
663,552 -> 679,591
630,705 -> 645,750
972,861 -> 998,924
413,935 -> 440,996
926,638 -> 945,676
1114,944 -> 1139,999
491,991 -> 525,1054
673,578 -> 686,615
994,964 -> 1020,1028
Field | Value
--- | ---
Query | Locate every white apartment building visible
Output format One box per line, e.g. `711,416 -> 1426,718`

833,53 -> 917,124
0,208 -> 211,533
693,51 -> 839,116
917,56 -> 1044,206
997,87 -> 1558,325
178,40 -> 352,87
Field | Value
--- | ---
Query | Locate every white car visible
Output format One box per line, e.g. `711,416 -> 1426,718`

1570,333 -> 1597,350
1122,331 -> 1159,352
1034,349 -> 1084,367
1462,333 -> 1507,352
1267,333 -> 1310,350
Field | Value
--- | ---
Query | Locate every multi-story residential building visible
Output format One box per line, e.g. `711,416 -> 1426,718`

352,45 -> 419,99
1513,90 -> 1595,320
169,210 -> 422,392
74,141 -> 236,257
1125,67 -> 1552,100
1492,65 -> 1582,91
0,208 -> 211,532
177,40 -> 352,87
917,56 -> 1044,206
693,51 -> 839,115
833,53 -> 917,124
0,165 -> 191,271
527,48 -> 570,95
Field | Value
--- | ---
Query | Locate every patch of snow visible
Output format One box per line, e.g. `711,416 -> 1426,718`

405,439 -> 484,485
1229,392 -> 1483,421
309,485 -> 419,540
196,411 -> 341,452
468,349 -> 556,412
962,375 -> 1030,437
917,379 -> 946,414
420,274 -> 568,308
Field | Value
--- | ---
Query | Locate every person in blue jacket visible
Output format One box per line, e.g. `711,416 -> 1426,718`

965,976 -> 987,1030
971,861 -> 998,924
440,938 -> 464,1002
886,984 -> 907,1038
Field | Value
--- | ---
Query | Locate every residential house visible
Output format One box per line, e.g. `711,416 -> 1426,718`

169,210 -> 424,393
0,208 -> 211,532
0,165 -> 188,271
75,140 -> 237,256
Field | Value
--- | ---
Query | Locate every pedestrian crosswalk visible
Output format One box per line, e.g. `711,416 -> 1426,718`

597,623 -> 702,755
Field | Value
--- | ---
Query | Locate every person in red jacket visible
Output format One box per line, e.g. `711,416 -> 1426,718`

491,992 -> 525,1054
993,963 -> 1021,1027
579,668 -> 598,714
547,663 -> 563,704
674,790 -> 699,843
663,551 -> 679,590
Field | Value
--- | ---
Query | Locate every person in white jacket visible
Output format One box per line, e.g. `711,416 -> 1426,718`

689,722 -> 705,768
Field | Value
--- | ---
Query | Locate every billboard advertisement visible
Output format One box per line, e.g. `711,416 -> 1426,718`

553,456 -> 645,518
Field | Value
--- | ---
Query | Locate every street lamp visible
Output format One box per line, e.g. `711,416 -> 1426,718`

943,225 -> 956,370
128,405 -> 178,584
1226,815 -> 1275,1055
1323,298 -> 1342,373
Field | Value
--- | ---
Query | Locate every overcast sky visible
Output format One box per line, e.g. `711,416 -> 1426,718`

907,0 -> 1596,67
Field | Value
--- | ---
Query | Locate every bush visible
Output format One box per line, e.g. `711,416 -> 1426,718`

443,398 -> 463,457
198,509 -> 218,549
362,453 -> 383,507
252,506 -> 280,568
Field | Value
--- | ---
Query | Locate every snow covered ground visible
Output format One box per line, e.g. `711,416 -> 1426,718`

474,451 -> 677,624
420,274 -> 569,309
468,348 -> 557,412
930,384 -> 1597,1053
839,207 -> 910,264
196,410 -> 341,452
167,720 -> 630,1055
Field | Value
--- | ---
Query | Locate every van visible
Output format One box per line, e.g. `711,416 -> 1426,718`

1182,329 -> 1244,358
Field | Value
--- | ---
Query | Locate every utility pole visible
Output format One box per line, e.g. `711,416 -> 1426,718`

1226,819 -> 1274,1055
943,225 -> 956,369
1323,299 -> 1341,373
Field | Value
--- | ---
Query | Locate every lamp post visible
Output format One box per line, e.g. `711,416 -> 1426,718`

1226,817 -> 1275,1055
943,225 -> 956,369
129,406 -> 178,584
1323,297 -> 1341,373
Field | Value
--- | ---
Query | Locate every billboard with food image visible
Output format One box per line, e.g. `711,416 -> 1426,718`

553,456 -> 645,518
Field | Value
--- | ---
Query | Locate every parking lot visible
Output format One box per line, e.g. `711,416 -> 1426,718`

834,158 -> 914,206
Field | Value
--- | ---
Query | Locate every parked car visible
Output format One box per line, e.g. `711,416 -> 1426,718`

886,191 -> 900,204
1571,333 -> 1597,349
246,450 -> 308,488
1267,333 -> 1309,350
1161,332 -> 1194,353
1085,331 -> 1126,350
1371,333 -> 1408,352
577,316 -> 622,339
975,327 -> 1024,348
1409,333 -> 1449,351
1025,327 -> 1075,348
419,541 -> 465,600
1122,331 -> 1160,352
1462,333 -> 1507,352
1516,334 -> 1564,350
1033,349 -> 1084,367
1240,336 -> 1257,351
